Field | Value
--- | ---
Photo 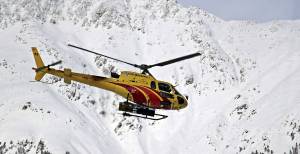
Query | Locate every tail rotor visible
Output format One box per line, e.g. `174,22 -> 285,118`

31,47 -> 62,81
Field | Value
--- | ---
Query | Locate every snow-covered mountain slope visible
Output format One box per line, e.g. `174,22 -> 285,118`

0,0 -> 300,153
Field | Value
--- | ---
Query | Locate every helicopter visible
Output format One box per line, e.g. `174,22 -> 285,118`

32,44 -> 201,120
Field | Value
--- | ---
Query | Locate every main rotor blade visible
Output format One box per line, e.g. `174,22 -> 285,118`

148,52 -> 201,68
68,44 -> 139,68
48,60 -> 62,67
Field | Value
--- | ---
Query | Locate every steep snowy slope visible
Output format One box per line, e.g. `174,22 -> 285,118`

0,0 -> 300,153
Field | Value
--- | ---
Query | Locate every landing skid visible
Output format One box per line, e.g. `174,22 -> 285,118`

122,112 -> 168,121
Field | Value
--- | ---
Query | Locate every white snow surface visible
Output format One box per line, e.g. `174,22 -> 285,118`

0,0 -> 300,153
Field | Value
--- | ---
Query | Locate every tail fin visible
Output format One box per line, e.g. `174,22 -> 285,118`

32,47 -> 45,68
32,47 -> 46,81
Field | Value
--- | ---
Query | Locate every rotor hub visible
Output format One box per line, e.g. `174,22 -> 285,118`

139,64 -> 149,70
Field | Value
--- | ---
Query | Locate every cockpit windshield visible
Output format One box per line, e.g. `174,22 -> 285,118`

158,82 -> 181,95
158,82 -> 172,93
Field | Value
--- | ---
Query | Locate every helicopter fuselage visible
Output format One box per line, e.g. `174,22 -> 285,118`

31,46 -> 193,119
41,67 -> 188,110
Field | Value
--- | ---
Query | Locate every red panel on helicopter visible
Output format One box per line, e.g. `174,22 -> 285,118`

136,86 -> 162,108
114,83 -> 147,106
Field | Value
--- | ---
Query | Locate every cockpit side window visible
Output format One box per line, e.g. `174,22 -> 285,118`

150,81 -> 156,89
158,82 -> 172,93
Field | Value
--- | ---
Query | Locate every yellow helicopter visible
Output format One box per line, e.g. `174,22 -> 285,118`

32,44 -> 201,120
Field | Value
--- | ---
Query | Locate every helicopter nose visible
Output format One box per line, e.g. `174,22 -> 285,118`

181,101 -> 188,109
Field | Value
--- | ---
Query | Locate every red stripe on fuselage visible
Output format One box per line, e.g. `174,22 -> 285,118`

114,83 -> 147,106
136,86 -> 161,108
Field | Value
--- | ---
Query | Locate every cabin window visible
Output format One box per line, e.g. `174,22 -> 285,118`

158,82 -> 172,93
160,101 -> 171,108
160,92 -> 174,98
150,81 -> 156,89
